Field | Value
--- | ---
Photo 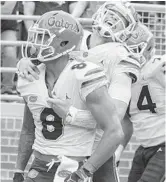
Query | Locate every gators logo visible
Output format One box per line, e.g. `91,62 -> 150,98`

58,170 -> 72,178
28,169 -> 39,178
29,95 -> 37,103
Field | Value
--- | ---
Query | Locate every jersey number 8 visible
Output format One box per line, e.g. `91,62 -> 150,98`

40,108 -> 63,140
71,63 -> 87,70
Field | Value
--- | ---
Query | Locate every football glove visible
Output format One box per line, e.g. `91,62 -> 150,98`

13,172 -> 24,182
64,167 -> 93,182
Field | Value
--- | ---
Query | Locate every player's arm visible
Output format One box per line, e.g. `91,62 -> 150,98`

13,104 -> 35,182
14,66 -> 46,181
108,71 -> 133,164
47,97 -> 96,129
83,85 -> 124,173
115,114 -> 133,166
64,63 -> 123,181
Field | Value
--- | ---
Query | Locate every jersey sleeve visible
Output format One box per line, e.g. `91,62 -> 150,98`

65,106 -> 96,129
108,72 -> 132,105
16,64 -> 50,115
73,61 -> 109,102
112,46 -> 141,83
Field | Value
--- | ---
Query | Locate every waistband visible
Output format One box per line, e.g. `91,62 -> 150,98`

33,150 -> 88,163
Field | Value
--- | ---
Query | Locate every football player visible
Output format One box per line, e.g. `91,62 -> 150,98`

126,54 -> 165,182
14,2 -> 142,182
90,3 -> 165,182
15,10 -> 123,182
52,3 -> 163,182
48,22 -> 165,182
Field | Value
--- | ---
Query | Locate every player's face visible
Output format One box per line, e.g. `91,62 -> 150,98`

103,11 -> 127,34
28,31 -> 51,59
91,11 -> 128,47
93,10 -> 127,35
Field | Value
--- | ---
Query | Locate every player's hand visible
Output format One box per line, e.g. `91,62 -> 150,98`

47,97 -> 71,119
17,58 -> 40,82
64,168 -> 93,182
13,172 -> 24,182
142,55 -> 166,80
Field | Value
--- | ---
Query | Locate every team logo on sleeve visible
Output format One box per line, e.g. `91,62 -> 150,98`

58,170 -> 72,178
28,169 -> 39,178
83,51 -> 88,57
29,95 -> 38,103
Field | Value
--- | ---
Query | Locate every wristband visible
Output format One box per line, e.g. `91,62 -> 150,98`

82,160 -> 98,174
81,167 -> 93,178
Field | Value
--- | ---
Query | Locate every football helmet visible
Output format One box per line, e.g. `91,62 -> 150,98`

22,11 -> 83,62
126,22 -> 155,65
92,1 -> 139,42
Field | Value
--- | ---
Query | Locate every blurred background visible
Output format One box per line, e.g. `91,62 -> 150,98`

0,1 -> 166,182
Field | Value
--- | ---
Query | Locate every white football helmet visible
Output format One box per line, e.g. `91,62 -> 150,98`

92,1 -> 139,42
126,22 -> 155,65
22,11 -> 83,62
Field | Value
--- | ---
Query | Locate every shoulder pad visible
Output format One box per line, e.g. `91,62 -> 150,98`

70,60 -> 108,101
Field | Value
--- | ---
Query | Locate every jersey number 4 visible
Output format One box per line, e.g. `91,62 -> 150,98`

127,85 -> 156,117
137,85 -> 156,113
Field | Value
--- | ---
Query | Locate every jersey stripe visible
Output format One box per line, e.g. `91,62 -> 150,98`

81,75 -> 107,88
84,68 -> 103,77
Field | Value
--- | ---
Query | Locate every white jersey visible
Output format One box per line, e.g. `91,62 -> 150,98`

79,33 -> 142,151
128,71 -> 165,147
81,31 -> 141,84
17,60 -> 108,157
84,42 -> 140,84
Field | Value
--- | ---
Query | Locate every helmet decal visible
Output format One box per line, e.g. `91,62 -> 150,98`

47,13 -> 79,34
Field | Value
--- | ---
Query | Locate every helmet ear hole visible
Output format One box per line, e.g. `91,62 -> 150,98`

60,41 -> 69,47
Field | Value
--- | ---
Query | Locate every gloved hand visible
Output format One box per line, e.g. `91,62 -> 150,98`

64,167 -> 93,182
13,172 -> 24,182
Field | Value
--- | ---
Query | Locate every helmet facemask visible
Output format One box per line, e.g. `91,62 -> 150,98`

92,2 -> 138,43
126,23 -> 155,66
22,25 -> 75,62
22,25 -> 55,61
